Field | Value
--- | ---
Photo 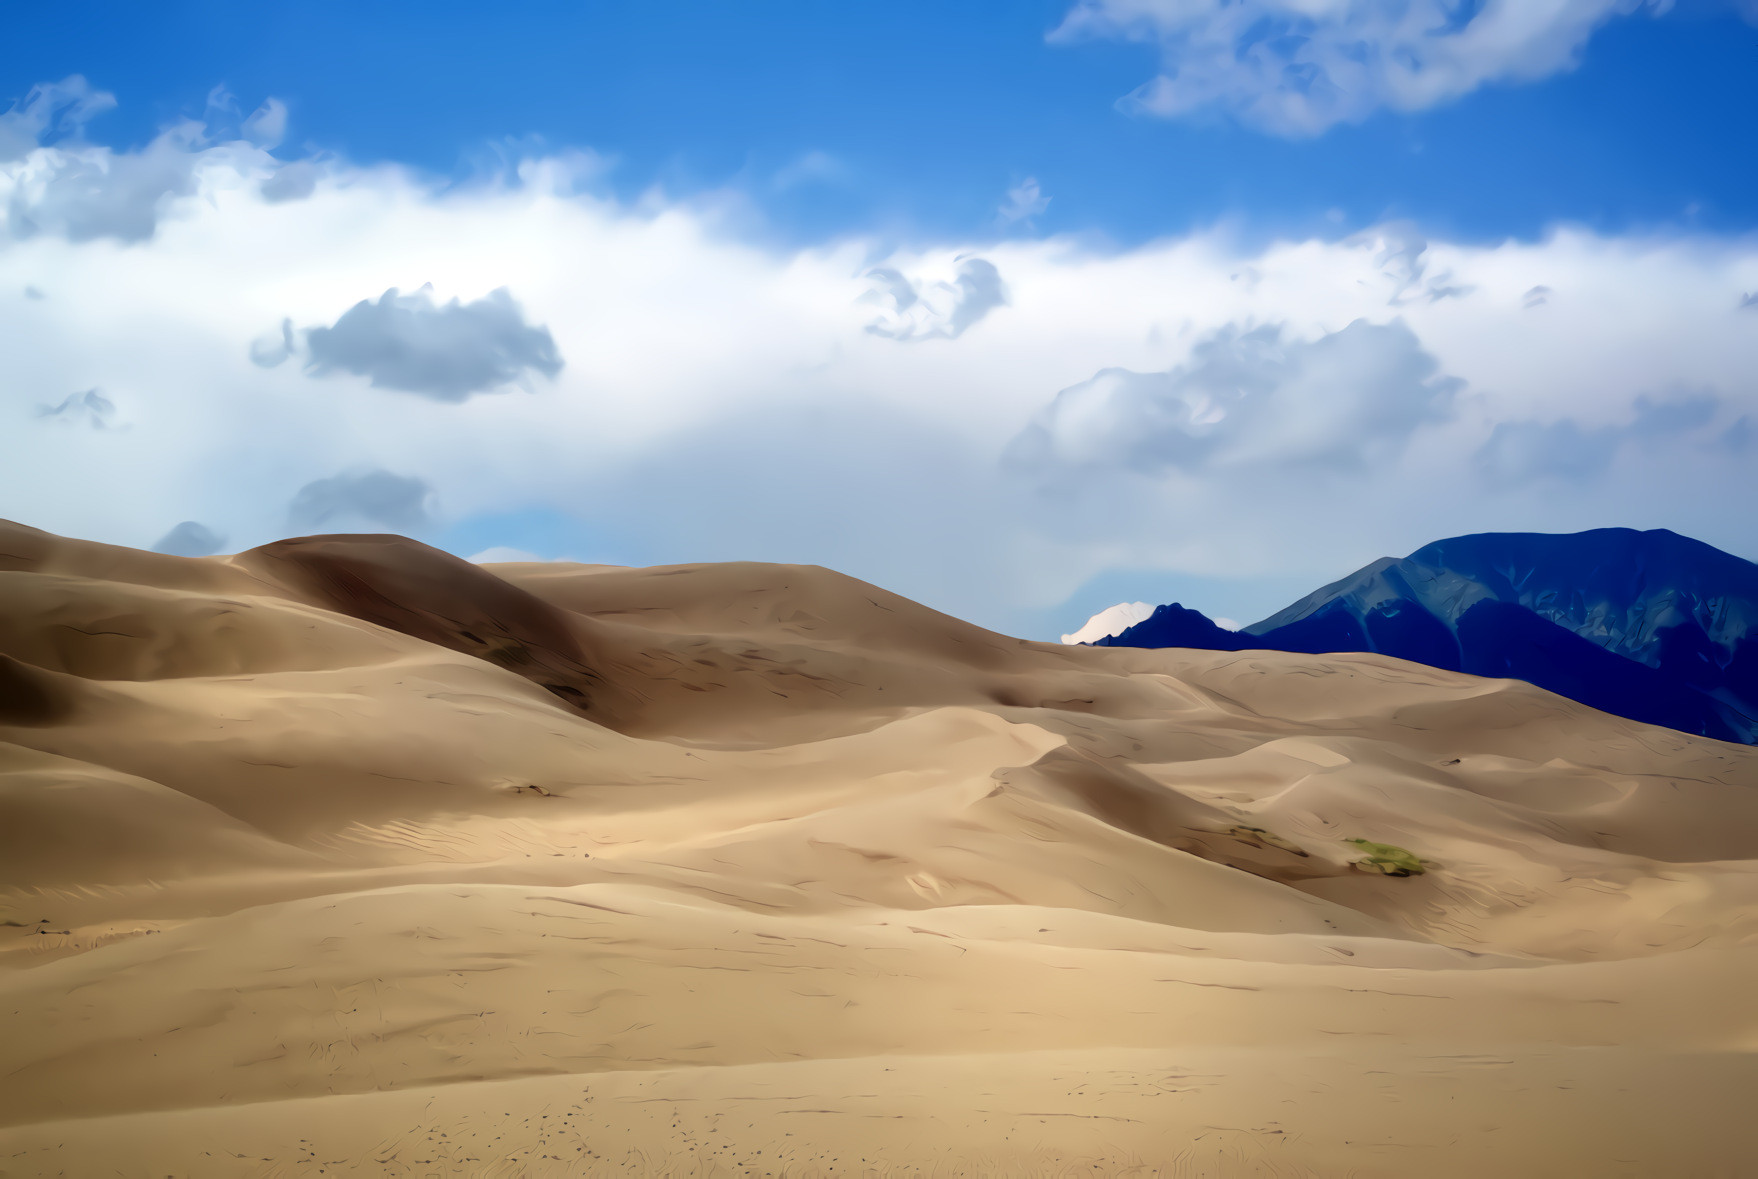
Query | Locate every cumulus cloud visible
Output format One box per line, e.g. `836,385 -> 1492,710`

1052,0 -> 1671,135
5,120 -> 205,242
0,75 -> 288,243
152,520 -> 226,556
288,470 -> 432,533
36,389 -> 115,429
1009,319 -> 1458,476
865,257 -> 1007,341
303,286 -> 563,401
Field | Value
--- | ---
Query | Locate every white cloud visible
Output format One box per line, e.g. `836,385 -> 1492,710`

4,118 -> 214,242
0,78 -> 288,244
1007,319 -> 1459,477
1052,0 -> 1672,135
3,90 -> 1758,635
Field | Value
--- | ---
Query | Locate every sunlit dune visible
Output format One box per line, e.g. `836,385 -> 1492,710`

2,520 -> 1754,1175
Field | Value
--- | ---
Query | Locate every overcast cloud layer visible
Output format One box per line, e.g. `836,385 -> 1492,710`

4,80 -> 1758,636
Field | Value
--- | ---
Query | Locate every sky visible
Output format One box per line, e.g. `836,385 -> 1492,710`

3,1 -> 1757,639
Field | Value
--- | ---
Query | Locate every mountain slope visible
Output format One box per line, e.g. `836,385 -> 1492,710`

1099,528 -> 1758,743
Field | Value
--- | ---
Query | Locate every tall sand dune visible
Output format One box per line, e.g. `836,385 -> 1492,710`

1,519 -> 1755,1175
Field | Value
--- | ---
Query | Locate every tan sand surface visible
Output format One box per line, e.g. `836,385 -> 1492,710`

1,521 -> 1754,1175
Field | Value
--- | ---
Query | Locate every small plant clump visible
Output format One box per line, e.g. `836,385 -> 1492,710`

1344,838 -> 1427,876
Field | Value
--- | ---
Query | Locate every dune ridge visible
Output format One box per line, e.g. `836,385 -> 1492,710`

1,519 -> 1754,1175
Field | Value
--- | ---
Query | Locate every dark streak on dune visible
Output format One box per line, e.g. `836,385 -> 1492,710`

0,525 -> 51,574
1000,747 -> 1346,883
0,653 -> 72,727
240,535 -> 611,718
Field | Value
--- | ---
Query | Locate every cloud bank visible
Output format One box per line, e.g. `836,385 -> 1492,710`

4,79 -> 1758,636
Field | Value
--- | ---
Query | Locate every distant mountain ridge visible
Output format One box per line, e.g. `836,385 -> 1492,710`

1094,529 -> 1758,744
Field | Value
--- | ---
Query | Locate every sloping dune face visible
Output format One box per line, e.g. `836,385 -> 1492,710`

1,521 -> 1755,1176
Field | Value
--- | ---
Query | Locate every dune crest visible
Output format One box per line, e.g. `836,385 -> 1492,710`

2,521 -> 1755,1174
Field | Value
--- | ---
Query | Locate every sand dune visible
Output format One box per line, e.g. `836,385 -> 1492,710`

2,519 -> 1755,1175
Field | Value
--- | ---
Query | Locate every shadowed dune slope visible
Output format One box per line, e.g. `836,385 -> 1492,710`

1,519 -> 1755,1175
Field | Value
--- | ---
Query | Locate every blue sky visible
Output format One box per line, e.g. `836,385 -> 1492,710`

8,1 -> 1756,244
4,1 -> 1758,638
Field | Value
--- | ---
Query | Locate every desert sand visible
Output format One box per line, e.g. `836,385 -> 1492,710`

1,519 -> 1755,1176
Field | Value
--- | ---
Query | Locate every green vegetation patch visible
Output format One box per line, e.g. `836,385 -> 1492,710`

1344,838 -> 1427,877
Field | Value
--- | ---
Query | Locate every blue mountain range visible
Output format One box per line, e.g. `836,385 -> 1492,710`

1095,529 -> 1758,744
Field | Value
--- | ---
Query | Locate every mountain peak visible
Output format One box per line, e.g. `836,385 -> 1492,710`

1104,528 -> 1758,744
